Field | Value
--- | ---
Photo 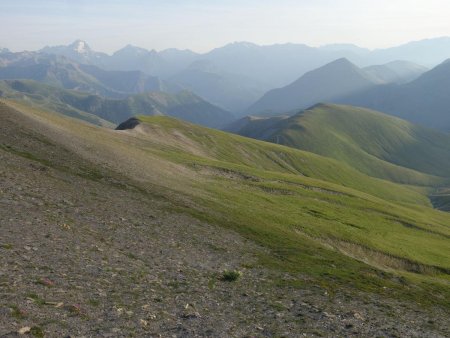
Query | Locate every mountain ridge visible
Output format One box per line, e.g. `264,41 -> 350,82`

0,79 -> 234,128
230,103 -> 450,185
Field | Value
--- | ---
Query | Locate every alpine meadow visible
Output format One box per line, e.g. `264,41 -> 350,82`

0,1 -> 450,337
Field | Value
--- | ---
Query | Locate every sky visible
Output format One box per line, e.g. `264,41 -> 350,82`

1,0 -> 450,53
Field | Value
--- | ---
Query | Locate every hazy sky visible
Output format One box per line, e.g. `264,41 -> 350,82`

1,0 -> 450,53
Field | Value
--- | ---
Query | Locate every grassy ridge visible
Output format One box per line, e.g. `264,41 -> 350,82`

232,104 -> 450,186
137,115 -> 436,206
134,116 -> 450,272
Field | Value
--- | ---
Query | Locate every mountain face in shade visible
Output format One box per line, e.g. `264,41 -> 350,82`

338,59 -> 450,131
0,79 -> 234,128
170,60 -> 269,113
246,58 -> 378,115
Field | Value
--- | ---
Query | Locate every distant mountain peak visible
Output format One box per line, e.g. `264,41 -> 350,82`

319,44 -> 370,54
221,41 -> 259,50
69,40 -> 91,54
114,44 -> 150,56
327,57 -> 354,67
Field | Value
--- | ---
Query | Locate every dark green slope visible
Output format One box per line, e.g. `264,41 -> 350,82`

0,79 -> 234,128
230,104 -> 450,185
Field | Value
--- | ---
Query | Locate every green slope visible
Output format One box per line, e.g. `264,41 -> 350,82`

0,80 -> 114,127
0,79 -> 234,128
3,100 -> 450,311
231,103 -> 450,186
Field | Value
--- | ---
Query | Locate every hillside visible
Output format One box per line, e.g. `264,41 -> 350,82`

230,104 -> 450,185
338,59 -> 450,131
246,58 -> 378,115
0,79 -> 234,128
1,100 -> 449,336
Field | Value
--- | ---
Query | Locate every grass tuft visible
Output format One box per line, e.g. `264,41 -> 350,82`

220,270 -> 242,282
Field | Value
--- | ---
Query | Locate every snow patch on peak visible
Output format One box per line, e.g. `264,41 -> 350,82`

72,40 -> 89,54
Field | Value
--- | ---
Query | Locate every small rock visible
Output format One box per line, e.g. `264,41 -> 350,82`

323,311 -> 336,318
353,312 -> 364,320
181,311 -> 200,319
18,327 -> 31,334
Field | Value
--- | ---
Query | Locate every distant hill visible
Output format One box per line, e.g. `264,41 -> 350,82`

170,60 -> 269,112
246,58 -> 378,115
363,60 -> 427,84
338,59 -> 450,131
0,79 -> 234,128
230,104 -> 450,184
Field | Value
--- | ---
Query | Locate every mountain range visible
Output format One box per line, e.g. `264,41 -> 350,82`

36,37 -> 450,85
338,59 -> 450,131
246,58 -> 426,115
246,57 -> 450,131
2,38 -> 450,131
28,37 -> 450,112
0,79 -> 234,128
0,52 -> 179,97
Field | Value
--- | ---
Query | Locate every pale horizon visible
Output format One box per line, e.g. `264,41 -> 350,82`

3,36 -> 450,55
1,0 -> 450,53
